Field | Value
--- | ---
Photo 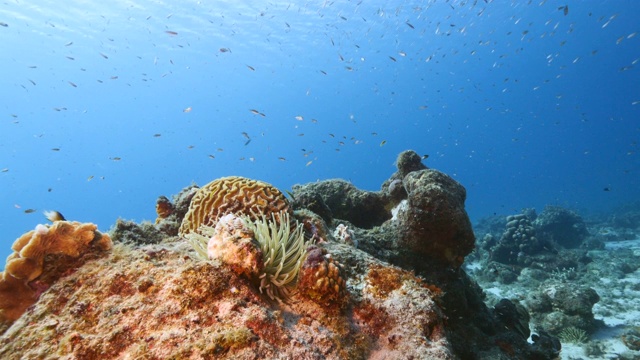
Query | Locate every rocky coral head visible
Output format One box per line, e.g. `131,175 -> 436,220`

396,169 -> 474,268
395,150 -> 427,179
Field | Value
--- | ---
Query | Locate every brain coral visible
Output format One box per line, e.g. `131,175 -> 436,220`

179,176 -> 290,236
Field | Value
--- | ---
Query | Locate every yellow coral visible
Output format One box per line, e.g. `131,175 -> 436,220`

0,221 -> 112,324
179,176 -> 290,236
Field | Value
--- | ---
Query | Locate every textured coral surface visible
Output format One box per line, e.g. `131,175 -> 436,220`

0,221 -> 111,326
179,176 -> 290,236
0,241 -> 453,360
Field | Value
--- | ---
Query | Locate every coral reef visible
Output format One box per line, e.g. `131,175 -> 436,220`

0,151 -> 564,359
296,245 -> 348,309
488,213 -> 557,266
396,169 -> 475,268
179,176 -> 289,236
0,221 -> 111,330
534,205 -> 589,248
155,195 -> 175,224
526,284 -> 602,336
109,218 -> 166,245
291,179 -> 390,229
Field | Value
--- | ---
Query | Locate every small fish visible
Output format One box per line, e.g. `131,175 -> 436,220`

66,56 -> 75,60
250,109 -> 260,115
278,157 -> 286,161
51,148 -> 60,151
306,160 -> 313,166
183,106 -> 192,113
165,30 -> 178,36
241,132 -> 250,139
208,154 -> 215,159
380,140 -> 387,146
311,119 -> 318,123
44,210 -> 66,222
68,81 -> 77,87
110,76 -> 118,80
219,47 -> 231,53
329,133 -> 335,138
603,187 -> 610,192
418,105 -> 428,110
65,41 -> 73,46
187,145 -> 194,149
422,154 -> 429,160
294,115 -> 304,121
398,51 -> 406,57
406,22 -> 414,29
389,56 -> 397,62
99,52 -> 109,59
110,157 -> 121,161
1,168 -> 8,172
246,65 -> 255,71
244,139 -> 251,146
28,79 -> 36,86
320,70 -> 327,75
24,209 -> 37,214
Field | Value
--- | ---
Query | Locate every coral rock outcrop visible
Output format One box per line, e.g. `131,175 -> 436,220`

396,169 -> 475,268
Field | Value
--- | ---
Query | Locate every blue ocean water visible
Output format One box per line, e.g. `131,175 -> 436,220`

1,0 -> 638,268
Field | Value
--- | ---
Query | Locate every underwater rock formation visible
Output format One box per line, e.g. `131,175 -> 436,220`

0,151 -> 562,359
526,283 -> 603,336
489,213 -> 557,266
534,205 -> 589,248
291,179 -> 390,229
395,169 -> 475,268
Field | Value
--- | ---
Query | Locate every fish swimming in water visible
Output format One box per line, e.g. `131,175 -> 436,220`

44,210 -> 66,222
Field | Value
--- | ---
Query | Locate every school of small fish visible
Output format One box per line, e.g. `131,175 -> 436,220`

1,0 -> 636,218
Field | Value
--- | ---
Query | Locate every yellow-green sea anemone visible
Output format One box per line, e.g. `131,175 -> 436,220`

243,211 -> 308,302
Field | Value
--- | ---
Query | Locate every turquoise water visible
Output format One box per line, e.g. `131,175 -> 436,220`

1,0 -> 638,266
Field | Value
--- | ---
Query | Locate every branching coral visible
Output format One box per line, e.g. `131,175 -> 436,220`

242,211 -> 308,302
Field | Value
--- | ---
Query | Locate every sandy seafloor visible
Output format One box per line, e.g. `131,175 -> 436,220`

467,237 -> 640,360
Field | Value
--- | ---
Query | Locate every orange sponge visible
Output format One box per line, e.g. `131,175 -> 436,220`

0,221 -> 112,325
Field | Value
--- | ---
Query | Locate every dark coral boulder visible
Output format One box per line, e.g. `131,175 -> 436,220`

396,169 -> 475,268
534,206 -> 589,248
291,179 -> 390,229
